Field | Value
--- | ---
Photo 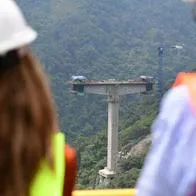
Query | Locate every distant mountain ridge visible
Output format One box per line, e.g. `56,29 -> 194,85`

15,0 -> 196,188
16,0 -> 196,139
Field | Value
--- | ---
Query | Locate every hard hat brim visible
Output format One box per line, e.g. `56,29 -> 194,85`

0,26 -> 37,55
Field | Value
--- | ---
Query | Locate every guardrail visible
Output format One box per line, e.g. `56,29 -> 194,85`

73,189 -> 136,196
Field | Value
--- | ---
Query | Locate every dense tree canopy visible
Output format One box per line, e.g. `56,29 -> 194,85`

17,0 -> 196,188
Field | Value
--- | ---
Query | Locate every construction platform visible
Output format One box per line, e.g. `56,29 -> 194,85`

68,76 -> 154,179
68,77 -> 153,95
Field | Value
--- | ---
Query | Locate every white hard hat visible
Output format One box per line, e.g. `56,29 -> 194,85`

0,0 -> 37,55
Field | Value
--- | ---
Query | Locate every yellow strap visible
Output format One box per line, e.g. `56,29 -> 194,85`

30,132 -> 65,196
73,189 -> 136,196
54,132 -> 66,196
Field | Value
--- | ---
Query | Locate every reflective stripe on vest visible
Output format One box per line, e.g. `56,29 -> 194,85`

30,132 -> 65,196
173,72 -> 196,111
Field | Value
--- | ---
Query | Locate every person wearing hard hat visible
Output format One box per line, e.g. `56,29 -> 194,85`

0,0 -> 77,196
136,1 -> 196,196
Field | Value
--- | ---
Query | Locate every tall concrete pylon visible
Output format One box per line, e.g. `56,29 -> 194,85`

69,78 -> 153,179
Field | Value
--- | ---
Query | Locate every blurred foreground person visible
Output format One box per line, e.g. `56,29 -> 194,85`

136,72 -> 196,196
0,0 -> 77,196
136,1 -> 196,195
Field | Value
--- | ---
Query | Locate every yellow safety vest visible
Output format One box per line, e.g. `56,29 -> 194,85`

30,132 -> 65,196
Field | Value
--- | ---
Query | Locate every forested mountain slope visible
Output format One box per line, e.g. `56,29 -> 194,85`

15,0 -> 196,188
16,0 -> 196,142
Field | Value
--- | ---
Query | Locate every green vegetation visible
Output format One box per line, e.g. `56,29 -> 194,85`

75,95 -> 155,188
17,0 -> 196,188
